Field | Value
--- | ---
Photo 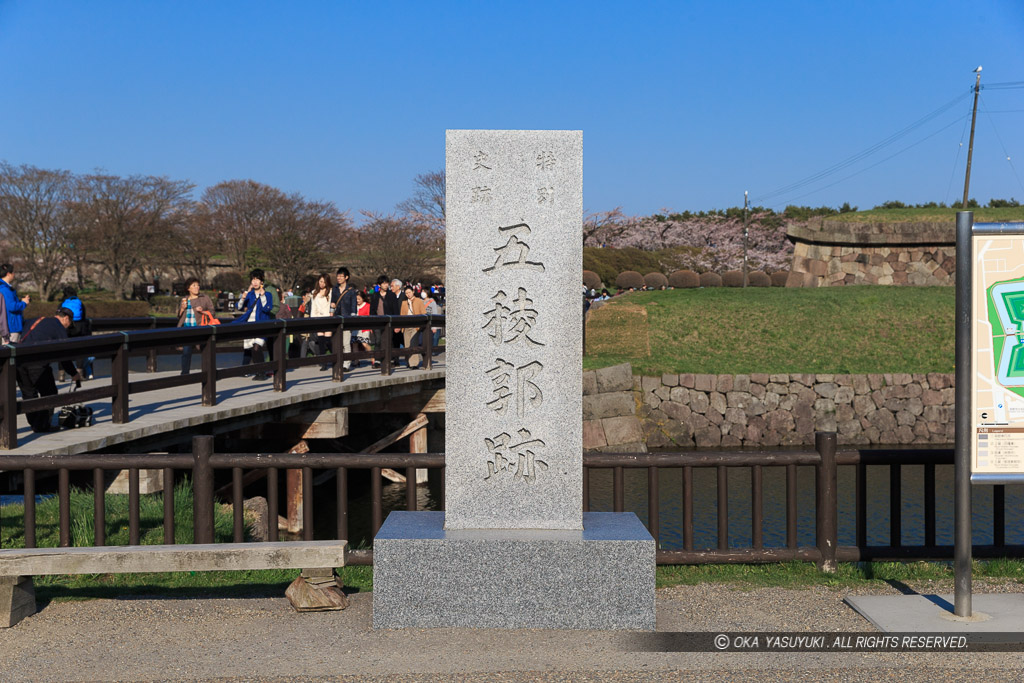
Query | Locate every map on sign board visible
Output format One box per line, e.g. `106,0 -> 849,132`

972,233 -> 1024,475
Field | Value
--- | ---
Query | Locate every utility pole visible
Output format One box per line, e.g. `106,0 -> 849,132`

742,191 -> 749,287
962,66 -> 982,209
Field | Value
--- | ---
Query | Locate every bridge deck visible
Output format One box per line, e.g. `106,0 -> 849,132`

2,360 -> 445,457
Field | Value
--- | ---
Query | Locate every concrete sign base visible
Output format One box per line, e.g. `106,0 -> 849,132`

845,593 -> 1024,641
373,511 -> 655,630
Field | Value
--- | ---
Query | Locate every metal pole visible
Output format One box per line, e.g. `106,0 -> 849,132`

742,190 -> 749,288
954,210 -> 973,617
962,69 -> 982,209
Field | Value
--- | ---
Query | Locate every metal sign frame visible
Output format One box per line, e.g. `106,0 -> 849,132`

956,212 -> 1024,616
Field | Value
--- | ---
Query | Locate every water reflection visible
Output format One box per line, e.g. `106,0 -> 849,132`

584,464 -> 1024,550
322,464 -> 1024,552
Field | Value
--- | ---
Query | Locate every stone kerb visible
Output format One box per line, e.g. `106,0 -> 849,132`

633,370 -> 955,448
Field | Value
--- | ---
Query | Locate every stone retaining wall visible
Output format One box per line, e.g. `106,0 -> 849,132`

635,370 -> 955,448
785,219 -> 955,287
787,242 -> 954,287
582,364 -> 647,452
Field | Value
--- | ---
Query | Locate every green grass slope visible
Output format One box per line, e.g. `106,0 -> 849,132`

584,287 -> 954,375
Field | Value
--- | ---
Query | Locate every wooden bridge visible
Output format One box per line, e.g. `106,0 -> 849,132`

0,315 -> 446,456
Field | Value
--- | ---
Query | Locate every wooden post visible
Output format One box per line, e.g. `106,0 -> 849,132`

273,326 -> 287,392
0,354 -> 17,450
201,332 -> 217,407
409,412 -> 429,484
112,333 -> 130,424
815,431 -> 838,573
286,440 -> 310,535
192,436 -> 215,545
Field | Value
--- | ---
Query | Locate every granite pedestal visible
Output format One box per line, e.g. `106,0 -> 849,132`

372,511 -> 655,630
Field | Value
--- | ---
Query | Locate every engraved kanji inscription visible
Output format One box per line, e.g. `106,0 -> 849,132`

484,428 -> 548,484
482,223 -> 545,274
484,359 -> 544,417
471,186 -> 492,203
473,150 -> 492,170
536,151 -> 556,170
537,186 -> 554,204
482,288 -> 544,347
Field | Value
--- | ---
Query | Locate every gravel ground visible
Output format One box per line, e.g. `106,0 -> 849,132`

1,579 -> 1022,681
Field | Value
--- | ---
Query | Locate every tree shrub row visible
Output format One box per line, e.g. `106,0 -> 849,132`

595,268 -> 786,291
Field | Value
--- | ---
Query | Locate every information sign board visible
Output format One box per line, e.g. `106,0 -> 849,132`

971,225 -> 1024,479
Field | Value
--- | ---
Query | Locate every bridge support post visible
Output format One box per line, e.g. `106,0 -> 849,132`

409,413 -> 429,485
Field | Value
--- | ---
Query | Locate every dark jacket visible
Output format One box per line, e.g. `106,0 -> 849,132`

19,317 -> 78,375
370,288 -> 401,317
334,286 -> 358,318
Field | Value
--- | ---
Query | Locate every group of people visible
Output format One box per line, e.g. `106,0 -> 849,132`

1,261 -> 442,434
1,263 -> 95,432
178,268 -> 443,381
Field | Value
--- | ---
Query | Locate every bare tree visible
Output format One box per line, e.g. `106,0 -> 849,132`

355,211 -> 442,282
396,170 -> 445,231
0,162 -> 75,297
264,196 -> 353,290
583,207 -> 635,247
165,202 -> 224,283
199,180 -> 293,274
71,173 -> 194,298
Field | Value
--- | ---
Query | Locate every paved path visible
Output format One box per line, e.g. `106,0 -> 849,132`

3,359 -> 445,457
1,579 -> 1021,681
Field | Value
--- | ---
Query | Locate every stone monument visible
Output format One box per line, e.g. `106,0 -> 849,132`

373,130 -> 655,629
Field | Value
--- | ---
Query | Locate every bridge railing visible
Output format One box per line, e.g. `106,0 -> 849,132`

1,434 -> 1021,567
0,314 -> 445,449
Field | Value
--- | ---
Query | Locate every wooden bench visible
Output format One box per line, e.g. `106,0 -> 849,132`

0,540 -> 348,627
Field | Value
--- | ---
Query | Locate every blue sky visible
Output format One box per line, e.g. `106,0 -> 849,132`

1,0 -> 1023,219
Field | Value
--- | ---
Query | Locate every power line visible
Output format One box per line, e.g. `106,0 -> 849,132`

982,81 -> 1024,90
772,116 -> 968,207
979,93 -> 1024,197
752,92 -> 971,203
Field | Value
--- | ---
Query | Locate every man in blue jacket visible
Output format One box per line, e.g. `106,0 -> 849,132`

0,263 -> 30,343
235,268 -> 275,381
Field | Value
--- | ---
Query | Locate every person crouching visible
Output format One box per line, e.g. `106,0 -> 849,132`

16,307 -> 82,432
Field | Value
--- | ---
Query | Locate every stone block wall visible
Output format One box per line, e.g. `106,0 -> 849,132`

635,371 -> 954,448
785,218 -> 955,287
582,363 -> 647,452
787,242 -> 954,287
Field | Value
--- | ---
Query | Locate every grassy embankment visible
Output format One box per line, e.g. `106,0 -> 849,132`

585,286 -> 954,376
826,206 -> 1024,223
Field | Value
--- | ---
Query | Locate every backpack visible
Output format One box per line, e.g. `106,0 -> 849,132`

265,284 -> 281,317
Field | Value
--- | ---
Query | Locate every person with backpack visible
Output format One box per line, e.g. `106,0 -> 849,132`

16,307 -> 82,432
58,285 -> 95,379
176,277 -> 215,375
